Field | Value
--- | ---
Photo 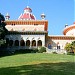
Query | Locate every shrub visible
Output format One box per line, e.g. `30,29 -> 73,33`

67,51 -> 74,55
64,43 -> 72,52
31,48 -> 38,53
0,48 -> 13,56
15,49 -> 32,54
52,51 -> 57,54
38,47 -> 46,53
64,43 -> 74,54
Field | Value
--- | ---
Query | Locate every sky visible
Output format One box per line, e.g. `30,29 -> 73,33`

0,0 -> 74,35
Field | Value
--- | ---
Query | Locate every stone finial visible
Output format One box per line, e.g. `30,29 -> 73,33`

65,24 -> 68,27
41,13 -> 46,20
5,13 -> 10,20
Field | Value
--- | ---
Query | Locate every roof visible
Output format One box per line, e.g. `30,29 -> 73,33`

24,6 -> 32,12
48,35 -> 75,40
18,6 -> 36,20
63,24 -> 75,35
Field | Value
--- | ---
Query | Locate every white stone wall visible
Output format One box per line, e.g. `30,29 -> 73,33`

51,39 -> 74,49
5,34 -> 45,47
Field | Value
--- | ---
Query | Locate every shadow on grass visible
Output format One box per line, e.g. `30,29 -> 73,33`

0,62 -> 75,75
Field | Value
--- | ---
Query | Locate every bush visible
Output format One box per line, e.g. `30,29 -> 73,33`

15,49 -> 32,54
38,47 -> 46,53
67,51 -> 74,55
0,48 -> 13,56
64,43 -> 72,52
52,51 -> 57,54
31,48 -> 38,53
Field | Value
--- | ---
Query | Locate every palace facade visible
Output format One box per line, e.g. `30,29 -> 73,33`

5,6 -> 75,52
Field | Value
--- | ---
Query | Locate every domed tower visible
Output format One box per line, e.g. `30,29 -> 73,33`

24,6 -> 32,13
18,6 -> 36,20
5,13 -> 10,20
41,13 -> 46,20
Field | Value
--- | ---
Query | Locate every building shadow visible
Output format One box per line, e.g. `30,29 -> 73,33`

0,62 -> 75,75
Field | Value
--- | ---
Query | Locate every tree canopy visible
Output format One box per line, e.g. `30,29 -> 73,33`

0,13 -> 7,46
64,41 -> 75,54
0,13 -> 5,25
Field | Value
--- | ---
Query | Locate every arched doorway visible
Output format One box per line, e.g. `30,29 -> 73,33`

32,40 -> 36,46
20,40 -> 25,46
48,43 -> 52,49
26,40 -> 30,46
9,40 -> 13,46
6,38 -> 9,46
57,42 -> 60,49
15,40 -> 19,46
37,40 -> 42,46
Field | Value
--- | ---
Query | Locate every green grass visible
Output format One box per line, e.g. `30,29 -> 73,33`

0,53 -> 75,75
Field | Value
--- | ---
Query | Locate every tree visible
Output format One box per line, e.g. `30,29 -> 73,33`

64,43 -> 72,52
71,41 -> 75,49
64,41 -> 75,54
71,41 -> 75,53
0,13 -> 7,46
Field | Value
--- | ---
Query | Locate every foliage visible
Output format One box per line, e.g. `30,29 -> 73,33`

64,41 -> 75,54
0,13 -> 5,22
15,49 -> 32,54
64,43 -> 72,52
31,48 -> 38,53
0,13 -> 7,46
71,41 -> 75,49
52,51 -> 57,54
38,47 -> 46,53
0,39 -> 6,46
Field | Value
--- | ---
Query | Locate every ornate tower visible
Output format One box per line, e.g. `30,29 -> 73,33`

41,13 -> 46,20
18,6 -> 36,20
5,13 -> 10,20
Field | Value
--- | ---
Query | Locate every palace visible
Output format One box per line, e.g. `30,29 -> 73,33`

5,6 -> 75,53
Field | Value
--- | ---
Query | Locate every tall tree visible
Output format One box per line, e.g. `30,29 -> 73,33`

0,13 -> 7,46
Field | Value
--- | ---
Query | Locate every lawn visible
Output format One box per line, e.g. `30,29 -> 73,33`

0,53 -> 75,75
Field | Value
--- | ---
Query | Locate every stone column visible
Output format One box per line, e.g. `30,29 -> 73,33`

36,40 -> 38,48
13,41 -> 15,46
30,41 -> 32,48
18,40 -> 20,50
19,40 -> 20,46
24,41 -> 26,49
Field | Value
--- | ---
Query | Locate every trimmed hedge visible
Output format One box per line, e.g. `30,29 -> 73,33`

31,48 -> 38,53
38,47 -> 46,53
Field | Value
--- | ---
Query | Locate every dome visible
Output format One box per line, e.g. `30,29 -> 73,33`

63,22 -> 75,35
18,6 -> 36,20
41,13 -> 46,20
24,6 -> 32,13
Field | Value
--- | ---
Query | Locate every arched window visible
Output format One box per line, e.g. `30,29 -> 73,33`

57,46 -> 60,49
32,40 -> 36,46
37,40 -> 42,46
9,40 -> 13,46
57,42 -> 60,49
20,40 -> 25,46
15,40 -> 19,46
26,40 -> 30,46
48,43 -> 52,49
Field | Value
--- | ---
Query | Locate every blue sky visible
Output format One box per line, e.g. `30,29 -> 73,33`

0,0 -> 74,35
